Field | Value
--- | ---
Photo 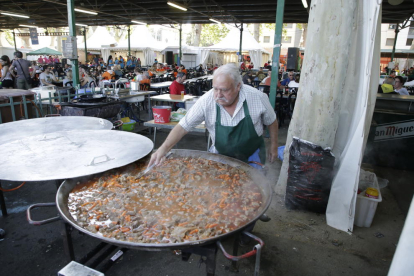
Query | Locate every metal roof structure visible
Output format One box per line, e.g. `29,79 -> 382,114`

0,0 -> 413,29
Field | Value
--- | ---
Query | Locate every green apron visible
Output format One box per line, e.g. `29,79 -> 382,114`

215,100 -> 266,164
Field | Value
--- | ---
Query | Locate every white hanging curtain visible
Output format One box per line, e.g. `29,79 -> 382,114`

101,48 -> 110,65
249,49 -> 262,69
325,1 -> 381,232
144,48 -> 154,66
200,49 -> 210,66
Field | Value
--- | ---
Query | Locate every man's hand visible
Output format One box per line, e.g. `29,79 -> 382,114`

268,143 -> 278,163
147,146 -> 169,168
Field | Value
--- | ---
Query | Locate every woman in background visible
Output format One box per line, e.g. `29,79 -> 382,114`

0,55 -> 14,89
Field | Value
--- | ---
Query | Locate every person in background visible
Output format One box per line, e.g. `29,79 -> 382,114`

63,70 -> 73,86
114,57 -> 119,65
63,63 -> 71,73
80,69 -> 94,88
281,72 -> 294,87
288,75 -> 300,88
180,65 -> 187,75
9,51 -> 34,89
120,56 -> 125,69
248,62 -> 254,69
53,56 -> 60,64
48,56 -> 53,64
102,66 -> 115,80
93,55 -> 99,64
256,68 -> 266,81
240,62 -> 246,71
37,55 -> 44,64
133,68 -> 143,82
154,58 -> 158,64
43,55 -> 50,64
96,65 -> 103,77
379,77 -> 395,93
173,68 -> 178,78
126,57 -> 133,70
393,76 -> 409,95
0,55 -> 14,89
389,70 -> 396,78
169,72 -> 187,109
108,55 -> 113,67
242,71 -> 253,85
113,65 -> 123,78
140,73 -> 151,85
197,64 -> 204,73
137,58 -> 141,68
39,65 -> 57,86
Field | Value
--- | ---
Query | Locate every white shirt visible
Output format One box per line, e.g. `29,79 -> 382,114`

288,81 -> 299,88
179,84 -> 277,152
395,87 -> 409,95
39,72 -> 56,86
135,74 -> 143,82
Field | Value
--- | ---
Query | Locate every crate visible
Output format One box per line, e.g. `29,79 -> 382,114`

354,172 -> 382,227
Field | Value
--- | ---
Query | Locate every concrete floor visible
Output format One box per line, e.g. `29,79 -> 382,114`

0,122 -> 410,276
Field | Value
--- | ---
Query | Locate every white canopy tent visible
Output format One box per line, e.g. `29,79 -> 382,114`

84,27 -> 117,50
205,27 -> 270,69
115,26 -> 163,52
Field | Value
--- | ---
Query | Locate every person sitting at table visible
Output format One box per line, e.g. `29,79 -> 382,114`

248,62 -> 254,69
173,68 -> 178,78
39,65 -> 57,86
393,76 -> 409,95
242,71 -> 253,85
197,64 -> 204,73
53,65 -> 65,78
133,68 -> 143,82
114,65 -> 123,79
260,73 -> 282,88
256,68 -> 266,81
63,70 -> 73,86
156,63 -> 165,72
180,65 -> 187,75
389,70 -> 396,78
281,72 -> 294,87
140,73 -> 151,85
163,63 -> 169,71
169,72 -> 187,108
80,69 -> 94,88
101,66 -> 115,80
288,75 -> 300,88
379,77 -> 395,93
240,62 -> 246,71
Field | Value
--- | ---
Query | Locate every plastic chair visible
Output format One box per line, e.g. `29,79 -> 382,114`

65,81 -> 73,87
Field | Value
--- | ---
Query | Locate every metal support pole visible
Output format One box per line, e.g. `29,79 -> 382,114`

128,25 -> 131,57
239,23 -> 243,62
391,25 -> 400,63
269,0 -> 286,109
12,30 -> 17,52
67,0 -> 79,88
179,24 -> 182,66
84,27 -> 87,63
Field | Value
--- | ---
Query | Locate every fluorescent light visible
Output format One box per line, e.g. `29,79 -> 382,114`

19,25 -> 38,28
167,1 -> 187,11
209,18 -> 221,24
76,23 -> 88,27
131,20 -> 147,25
1,12 -> 29,18
301,0 -> 308,8
74,8 -> 97,15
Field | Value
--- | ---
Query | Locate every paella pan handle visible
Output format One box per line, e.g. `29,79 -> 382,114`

216,231 -> 264,261
27,203 -> 60,225
112,120 -> 124,129
87,154 -> 114,166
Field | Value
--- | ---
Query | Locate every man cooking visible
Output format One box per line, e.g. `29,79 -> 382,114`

149,63 -> 278,171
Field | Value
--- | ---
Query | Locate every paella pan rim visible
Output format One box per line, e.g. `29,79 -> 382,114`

56,149 -> 273,250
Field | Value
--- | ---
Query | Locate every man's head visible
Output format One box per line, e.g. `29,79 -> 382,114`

394,76 -> 404,88
176,72 -> 186,84
64,64 -> 69,69
14,51 -> 23,59
43,65 -> 50,73
384,77 -> 394,85
212,63 -> 242,107
288,72 -> 294,80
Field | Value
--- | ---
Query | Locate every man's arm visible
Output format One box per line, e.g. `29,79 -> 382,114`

9,64 -> 16,78
267,119 -> 279,163
148,124 -> 188,167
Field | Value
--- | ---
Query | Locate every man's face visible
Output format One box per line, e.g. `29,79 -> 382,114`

45,68 -> 50,73
177,75 -> 186,84
288,73 -> 294,80
213,74 -> 241,107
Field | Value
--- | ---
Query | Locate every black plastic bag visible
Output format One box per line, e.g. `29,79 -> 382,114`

285,137 -> 335,213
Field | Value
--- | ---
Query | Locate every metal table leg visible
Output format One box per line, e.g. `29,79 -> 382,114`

0,180 -> 8,217
153,127 -> 157,144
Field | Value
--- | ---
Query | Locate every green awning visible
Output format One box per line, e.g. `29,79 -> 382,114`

26,47 -> 62,56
